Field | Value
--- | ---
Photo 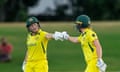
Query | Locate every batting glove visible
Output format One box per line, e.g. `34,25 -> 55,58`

22,61 -> 26,71
97,58 -> 107,72
62,31 -> 69,40
53,31 -> 63,41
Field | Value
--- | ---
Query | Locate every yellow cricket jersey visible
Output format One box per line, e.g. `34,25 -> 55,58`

26,29 -> 48,62
78,28 -> 98,62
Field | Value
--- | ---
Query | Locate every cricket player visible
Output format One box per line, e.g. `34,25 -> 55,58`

62,15 -> 107,72
22,17 -> 63,72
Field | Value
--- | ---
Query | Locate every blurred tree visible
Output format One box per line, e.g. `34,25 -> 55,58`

22,0 -> 39,7
0,0 -> 7,21
55,5 -> 68,16
0,0 -> 120,21
0,0 -> 39,21
114,0 -> 120,19
70,0 -> 85,18
69,0 -> 120,20
85,0 -> 105,20
3,0 -> 21,21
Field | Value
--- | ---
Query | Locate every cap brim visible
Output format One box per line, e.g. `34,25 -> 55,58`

75,21 -> 83,24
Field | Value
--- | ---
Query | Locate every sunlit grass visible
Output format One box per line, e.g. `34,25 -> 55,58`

0,21 -> 120,72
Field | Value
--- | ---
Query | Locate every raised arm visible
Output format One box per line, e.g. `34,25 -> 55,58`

62,31 -> 80,43
45,31 -> 80,43
45,32 -> 63,41
45,33 -> 53,39
68,36 -> 79,43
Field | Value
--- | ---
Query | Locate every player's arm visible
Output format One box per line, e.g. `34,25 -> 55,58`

68,36 -> 79,43
22,51 -> 28,71
45,33 -> 53,39
94,39 -> 107,72
93,39 -> 102,58
24,51 -> 28,62
45,32 -> 63,41
62,31 -> 80,43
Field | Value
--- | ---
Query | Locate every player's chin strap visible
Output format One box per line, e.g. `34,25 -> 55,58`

97,58 -> 107,72
76,24 -> 82,32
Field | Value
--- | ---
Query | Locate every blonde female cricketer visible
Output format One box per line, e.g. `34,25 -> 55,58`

22,17 -> 63,72
62,15 -> 107,72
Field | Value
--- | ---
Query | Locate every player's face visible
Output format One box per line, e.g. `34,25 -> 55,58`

1,38 -> 7,44
28,23 -> 39,33
76,24 -> 82,32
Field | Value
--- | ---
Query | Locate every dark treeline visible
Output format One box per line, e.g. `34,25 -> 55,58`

0,0 -> 120,21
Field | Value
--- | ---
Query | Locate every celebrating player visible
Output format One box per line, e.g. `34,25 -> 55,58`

62,15 -> 107,72
22,17 -> 63,72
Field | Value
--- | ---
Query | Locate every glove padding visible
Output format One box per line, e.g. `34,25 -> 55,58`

62,31 -> 69,40
53,31 -> 63,41
22,61 -> 26,71
97,58 -> 107,72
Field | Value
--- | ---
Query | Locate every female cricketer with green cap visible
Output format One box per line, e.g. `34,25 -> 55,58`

62,15 -> 107,72
22,17 -> 63,72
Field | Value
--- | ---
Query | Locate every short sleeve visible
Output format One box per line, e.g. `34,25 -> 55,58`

88,32 -> 98,42
42,31 -> 48,37
41,31 -> 49,40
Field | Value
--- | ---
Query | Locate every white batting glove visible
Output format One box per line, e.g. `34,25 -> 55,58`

97,58 -> 107,72
22,61 -> 26,71
62,31 -> 69,40
53,31 -> 63,41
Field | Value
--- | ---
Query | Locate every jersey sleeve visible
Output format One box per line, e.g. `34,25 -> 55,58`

41,31 -> 49,42
42,31 -> 48,39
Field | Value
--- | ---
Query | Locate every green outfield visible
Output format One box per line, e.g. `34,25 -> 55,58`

0,22 -> 120,72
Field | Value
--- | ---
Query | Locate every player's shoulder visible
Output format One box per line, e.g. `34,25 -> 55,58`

86,29 -> 97,38
37,29 -> 48,39
87,29 -> 97,34
38,29 -> 46,33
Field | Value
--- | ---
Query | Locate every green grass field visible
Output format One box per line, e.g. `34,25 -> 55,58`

0,21 -> 120,72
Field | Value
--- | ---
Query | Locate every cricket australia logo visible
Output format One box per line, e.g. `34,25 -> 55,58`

27,41 -> 37,47
29,18 -> 33,22
28,43 -> 36,47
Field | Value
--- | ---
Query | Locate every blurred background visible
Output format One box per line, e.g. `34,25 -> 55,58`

0,0 -> 120,72
0,0 -> 120,21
